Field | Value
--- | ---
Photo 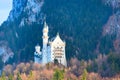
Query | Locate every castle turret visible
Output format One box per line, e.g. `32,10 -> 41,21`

34,44 -> 42,63
35,44 -> 41,54
42,21 -> 49,65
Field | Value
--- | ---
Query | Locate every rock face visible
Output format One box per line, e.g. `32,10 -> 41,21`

102,0 -> 120,53
0,42 -> 13,63
103,12 -> 120,36
103,11 -> 120,53
8,0 -> 27,21
103,0 -> 120,8
0,0 -> 44,64
8,0 -> 44,25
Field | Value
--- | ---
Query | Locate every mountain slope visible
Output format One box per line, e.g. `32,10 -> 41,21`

0,0 -> 118,66
42,0 -> 112,59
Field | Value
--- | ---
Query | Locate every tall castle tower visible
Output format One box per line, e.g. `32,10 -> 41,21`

42,21 -> 49,65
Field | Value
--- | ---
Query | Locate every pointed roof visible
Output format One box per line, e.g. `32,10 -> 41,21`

43,21 -> 48,32
35,43 -> 40,49
51,33 -> 65,46
43,16 -> 48,28
44,21 -> 48,28
56,32 -> 61,39
57,32 -> 59,36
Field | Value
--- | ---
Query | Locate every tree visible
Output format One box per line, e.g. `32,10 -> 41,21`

8,74 -> 13,80
52,69 -> 64,80
17,72 -> 22,80
107,52 -> 120,76
81,69 -> 88,80
0,72 -> 6,80
0,58 -> 4,70
27,70 -> 34,80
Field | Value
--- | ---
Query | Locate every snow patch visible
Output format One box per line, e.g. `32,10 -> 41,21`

24,0 -> 44,24
0,42 -> 14,63
104,0 -> 120,8
0,48 -> 5,55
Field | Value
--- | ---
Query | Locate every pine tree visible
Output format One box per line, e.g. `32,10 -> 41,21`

0,72 -> 6,80
8,74 -> 13,80
52,69 -> 64,80
81,69 -> 88,80
17,72 -> 22,80
27,70 -> 34,80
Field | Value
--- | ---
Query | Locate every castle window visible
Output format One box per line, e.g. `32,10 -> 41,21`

55,56 -> 62,58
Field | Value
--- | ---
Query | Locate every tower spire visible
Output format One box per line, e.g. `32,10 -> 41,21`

42,20 -> 49,65
43,16 -> 47,28
44,21 -> 47,28
42,21 -> 49,45
57,32 -> 59,36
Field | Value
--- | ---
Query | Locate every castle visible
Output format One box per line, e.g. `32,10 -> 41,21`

34,21 -> 67,67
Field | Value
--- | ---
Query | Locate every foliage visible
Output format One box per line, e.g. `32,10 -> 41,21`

0,72 -> 6,80
42,0 -> 112,60
107,52 -> 120,76
99,35 -> 115,54
0,0 -> 112,65
8,74 -> 13,80
0,57 -> 4,69
81,69 -> 88,80
1,0 -> 120,79
52,69 -> 64,80
87,60 -> 98,73
27,71 -> 34,80
0,62 -> 120,80
17,72 -> 22,80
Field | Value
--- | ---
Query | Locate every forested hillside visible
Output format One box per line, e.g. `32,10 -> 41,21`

0,0 -> 120,77
0,0 -> 120,80
0,0 -> 113,64
42,0 -> 112,60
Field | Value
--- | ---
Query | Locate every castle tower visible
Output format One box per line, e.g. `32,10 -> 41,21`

34,44 -> 41,63
34,21 -> 67,67
42,21 -> 49,65
35,44 -> 41,53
